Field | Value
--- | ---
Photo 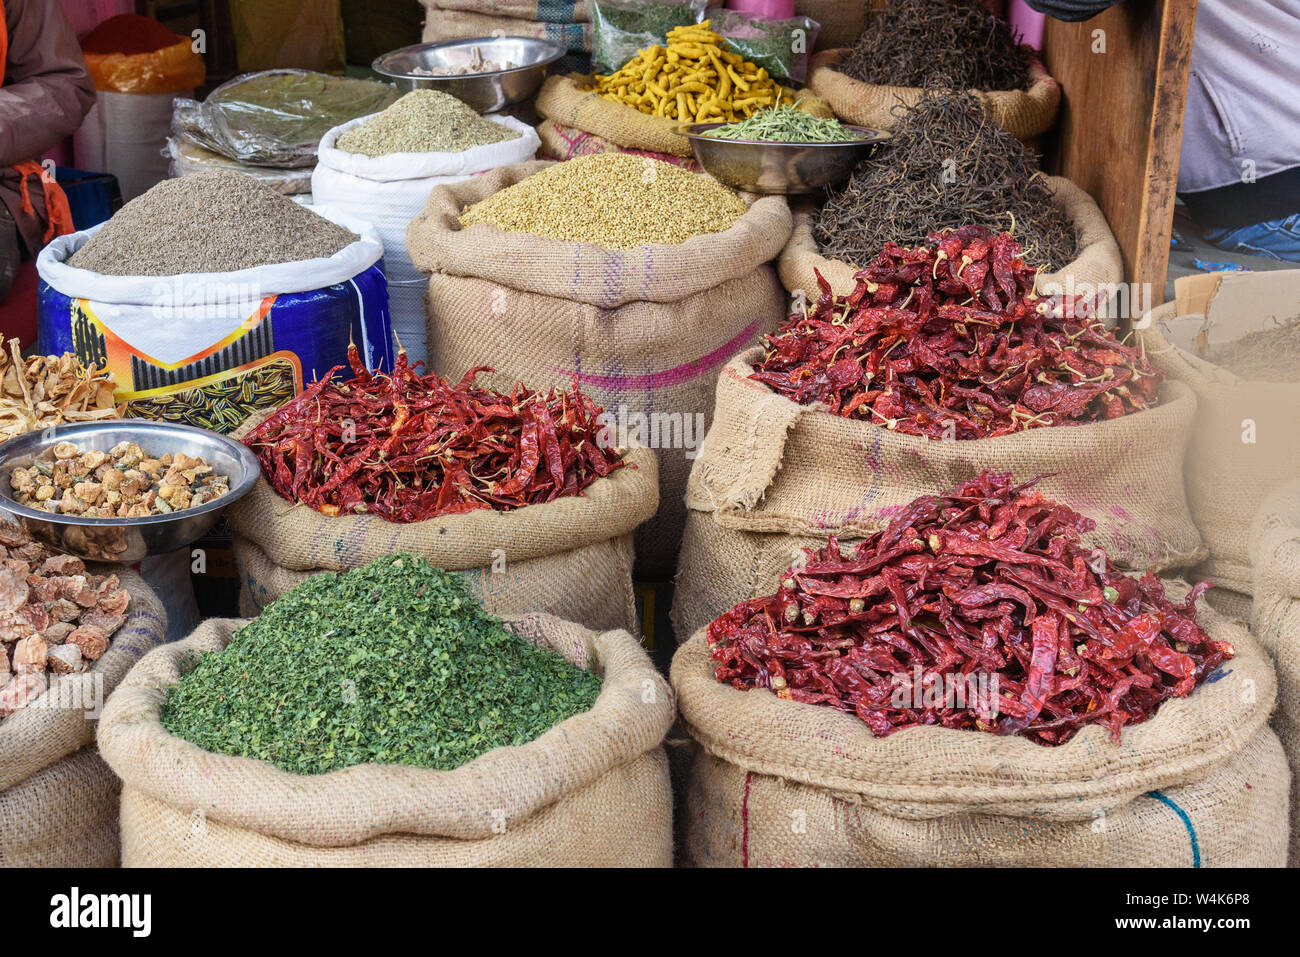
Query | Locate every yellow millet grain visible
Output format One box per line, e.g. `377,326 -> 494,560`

458,153 -> 747,249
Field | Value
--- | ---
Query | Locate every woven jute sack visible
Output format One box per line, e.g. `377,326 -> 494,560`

535,73 -> 833,158
407,160 -> 792,574
672,601 -> 1289,867
1140,306 -> 1300,594
671,349 -> 1205,640
0,570 -> 166,867
807,48 -> 1060,141
226,412 -> 657,631
537,118 -> 701,170
421,7 -> 592,54
422,0 -> 591,20
778,177 -> 1124,307
1248,479 -> 1300,866
100,613 -> 675,867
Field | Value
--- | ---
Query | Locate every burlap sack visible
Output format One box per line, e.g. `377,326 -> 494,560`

1141,306 -> 1300,594
807,48 -> 1060,141
421,7 -> 592,54
672,349 -> 1205,640
100,613 -> 675,867
537,118 -> 701,170
1248,479 -> 1300,866
778,177 -> 1124,308
535,73 -> 833,158
0,570 -> 166,867
672,601 -> 1289,867
227,412 -> 657,631
423,0 -> 591,20
407,160 -> 792,574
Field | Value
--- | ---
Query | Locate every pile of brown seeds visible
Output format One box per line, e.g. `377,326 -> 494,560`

336,90 -> 520,157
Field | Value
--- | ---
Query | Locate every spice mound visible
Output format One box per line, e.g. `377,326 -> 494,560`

80,13 -> 180,55
8,442 -> 231,518
1,339 -> 117,442
335,89 -> 521,157
591,21 -> 782,123
0,521 -> 132,718
700,102 -> 857,143
1207,316 -> 1300,383
708,471 -> 1232,746
243,344 -> 625,522
840,0 -> 1034,92
160,555 -> 603,774
816,87 -> 1077,271
459,153 -> 747,249
751,226 -> 1162,438
67,171 -> 357,276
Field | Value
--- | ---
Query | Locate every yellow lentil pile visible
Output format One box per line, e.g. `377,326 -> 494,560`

591,21 -> 780,123
459,154 -> 748,249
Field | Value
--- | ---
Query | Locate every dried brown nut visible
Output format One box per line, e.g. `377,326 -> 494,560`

0,672 -> 47,716
39,621 -> 74,644
46,643 -> 84,674
0,568 -> 26,614
47,598 -> 82,622
39,554 -> 84,577
0,523 -> 29,547
14,542 -> 44,562
12,635 -> 48,674
4,559 -> 30,577
79,450 -> 107,470
72,481 -> 103,505
20,604 -> 48,632
66,624 -> 108,660
51,441 -> 79,460
101,468 -> 124,490
94,587 -> 130,616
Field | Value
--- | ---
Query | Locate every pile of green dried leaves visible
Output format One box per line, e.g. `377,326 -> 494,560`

815,87 -> 1078,271
160,555 -> 602,775
840,0 -> 1034,91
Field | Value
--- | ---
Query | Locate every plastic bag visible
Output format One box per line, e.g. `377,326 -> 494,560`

706,7 -> 819,83
166,137 -> 313,194
591,0 -> 707,73
83,36 -> 206,94
172,70 -> 400,168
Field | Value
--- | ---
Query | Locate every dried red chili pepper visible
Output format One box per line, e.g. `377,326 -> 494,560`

752,226 -> 1163,439
706,470 -> 1232,746
242,344 -> 625,522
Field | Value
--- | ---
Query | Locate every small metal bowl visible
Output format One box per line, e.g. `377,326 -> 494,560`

0,420 -> 261,563
678,123 -> 889,195
372,37 -> 566,113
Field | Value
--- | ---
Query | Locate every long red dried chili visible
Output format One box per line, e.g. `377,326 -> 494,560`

707,470 -> 1232,746
243,344 -> 624,522
751,226 -> 1163,438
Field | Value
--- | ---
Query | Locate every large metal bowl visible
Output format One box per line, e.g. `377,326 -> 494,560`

678,123 -> 889,195
0,420 -> 261,563
372,37 -> 565,113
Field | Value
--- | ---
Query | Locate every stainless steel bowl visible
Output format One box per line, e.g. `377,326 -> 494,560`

372,37 -> 565,113
0,420 -> 261,563
678,123 -> 889,195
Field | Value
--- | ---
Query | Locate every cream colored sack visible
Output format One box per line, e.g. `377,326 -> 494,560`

537,118 -> 701,169
779,177 -> 1124,310
421,7 -> 592,54
0,570 -> 165,867
672,350 -> 1204,640
1141,305 -> 1300,594
407,160 -> 791,573
807,48 -> 1060,140
100,613 -> 674,867
535,74 -> 833,158
228,411 -> 655,630
672,603 -> 1288,867
1248,479 -> 1300,866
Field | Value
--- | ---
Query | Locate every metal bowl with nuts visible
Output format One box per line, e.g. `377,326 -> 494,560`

0,420 -> 260,563
372,37 -> 565,113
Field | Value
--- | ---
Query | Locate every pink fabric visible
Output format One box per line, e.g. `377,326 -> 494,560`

1007,0 -> 1046,48
725,0 -> 796,18
56,0 -> 131,38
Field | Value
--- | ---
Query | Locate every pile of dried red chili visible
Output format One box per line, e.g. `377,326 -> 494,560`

752,226 -> 1163,439
243,346 -> 624,522
707,471 -> 1232,746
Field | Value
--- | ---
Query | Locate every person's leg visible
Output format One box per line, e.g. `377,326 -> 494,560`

1202,214 -> 1300,262
0,203 -> 20,303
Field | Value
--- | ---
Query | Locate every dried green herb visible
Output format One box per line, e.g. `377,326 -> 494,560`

700,102 -> 858,143
840,0 -> 1034,92
814,87 -> 1077,271
591,0 -> 705,72
159,555 -> 602,775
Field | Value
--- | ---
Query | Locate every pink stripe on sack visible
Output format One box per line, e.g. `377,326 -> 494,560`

555,320 -> 763,389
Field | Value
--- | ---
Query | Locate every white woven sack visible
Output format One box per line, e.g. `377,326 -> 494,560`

312,114 -> 539,365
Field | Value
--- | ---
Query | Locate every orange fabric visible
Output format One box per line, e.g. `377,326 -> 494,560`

0,0 -> 76,244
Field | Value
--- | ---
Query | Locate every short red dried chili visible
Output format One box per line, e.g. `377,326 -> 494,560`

706,470 -> 1232,746
751,226 -> 1163,439
243,344 -> 625,522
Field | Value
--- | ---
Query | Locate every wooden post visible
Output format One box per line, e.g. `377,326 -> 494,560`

1041,0 -> 1198,298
